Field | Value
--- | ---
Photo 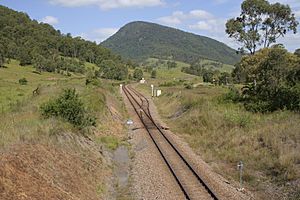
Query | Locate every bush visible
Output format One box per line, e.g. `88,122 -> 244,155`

184,82 -> 193,89
151,70 -> 157,78
133,68 -> 143,81
18,78 -> 28,85
40,88 -> 96,128
244,100 -> 273,113
86,78 -> 101,86
223,86 -> 241,102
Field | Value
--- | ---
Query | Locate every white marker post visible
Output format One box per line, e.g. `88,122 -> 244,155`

120,84 -> 123,94
151,84 -> 154,97
237,161 -> 244,191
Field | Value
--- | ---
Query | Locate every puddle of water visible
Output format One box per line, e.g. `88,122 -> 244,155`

113,145 -> 130,188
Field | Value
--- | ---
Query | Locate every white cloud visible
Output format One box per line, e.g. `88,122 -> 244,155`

189,10 -> 213,20
158,16 -> 182,25
189,21 -> 211,31
80,28 -> 119,43
212,0 -> 229,5
157,9 -> 214,26
189,18 -> 226,33
295,10 -> 300,18
157,11 -> 185,25
276,32 -> 300,52
49,0 -> 163,10
41,16 -> 59,25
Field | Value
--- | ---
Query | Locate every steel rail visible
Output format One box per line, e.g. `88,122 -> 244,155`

122,84 -> 190,199
123,85 -> 220,200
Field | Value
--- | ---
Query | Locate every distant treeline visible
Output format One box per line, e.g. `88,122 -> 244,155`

0,5 -> 129,80
182,61 -> 230,85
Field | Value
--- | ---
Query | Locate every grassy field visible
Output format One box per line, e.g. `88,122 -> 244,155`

135,65 -> 300,200
143,57 -> 234,73
0,59 -> 127,148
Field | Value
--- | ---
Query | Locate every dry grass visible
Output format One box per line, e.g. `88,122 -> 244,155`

151,85 -> 300,199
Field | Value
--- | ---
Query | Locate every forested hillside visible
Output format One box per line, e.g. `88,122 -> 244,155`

102,21 -> 241,65
0,5 -> 128,80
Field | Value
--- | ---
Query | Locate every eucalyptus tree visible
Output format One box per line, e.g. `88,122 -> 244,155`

226,0 -> 298,55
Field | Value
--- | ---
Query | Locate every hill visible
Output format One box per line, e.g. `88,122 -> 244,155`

101,21 -> 241,65
0,5 -> 128,79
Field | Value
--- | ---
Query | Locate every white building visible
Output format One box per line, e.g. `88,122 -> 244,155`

140,78 -> 145,84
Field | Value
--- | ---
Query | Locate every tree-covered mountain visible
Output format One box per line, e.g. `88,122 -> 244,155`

0,5 -> 128,79
102,21 -> 241,65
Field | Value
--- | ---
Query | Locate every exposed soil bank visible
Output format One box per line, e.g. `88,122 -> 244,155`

0,133 -> 110,200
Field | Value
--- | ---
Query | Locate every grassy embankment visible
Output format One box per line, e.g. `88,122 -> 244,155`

0,60 -> 129,199
135,60 -> 300,200
0,59 -> 128,146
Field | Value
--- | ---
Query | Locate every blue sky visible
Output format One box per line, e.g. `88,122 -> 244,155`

1,0 -> 300,51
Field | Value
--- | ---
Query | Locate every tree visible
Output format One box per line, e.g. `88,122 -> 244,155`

32,54 -> 46,72
226,0 -> 298,55
0,5 -> 129,75
151,70 -> 157,78
219,72 -> 231,85
294,49 -> 300,57
232,48 -> 270,83
0,44 -> 5,67
133,68 -> 143,81
231,46 -> 300,112
19,47 -> 32,66
202,69 -> 214,83
100,60 -> 128,80
167,61 -> 177,69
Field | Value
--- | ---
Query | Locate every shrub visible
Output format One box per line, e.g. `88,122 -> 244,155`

40,88 -> 96,128
18,78 -> 28,85
151,70 -> 157,78
133,68 -> 143,81
86,78 -> 101,86
184,82 -> 193,89
223,86 -> 241,102
244,100 -> 273,113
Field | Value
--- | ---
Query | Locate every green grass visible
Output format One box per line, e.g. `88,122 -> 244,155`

144,57 -> 234,74
136,57 -> 234,91
0,60 -> 64,112
195,58 -> 234,73
132,58 -> 202,90
96,135 -> 121,151
0,59 -> 127,149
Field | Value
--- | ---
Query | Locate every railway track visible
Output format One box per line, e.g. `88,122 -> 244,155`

123,85 -> 220,200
